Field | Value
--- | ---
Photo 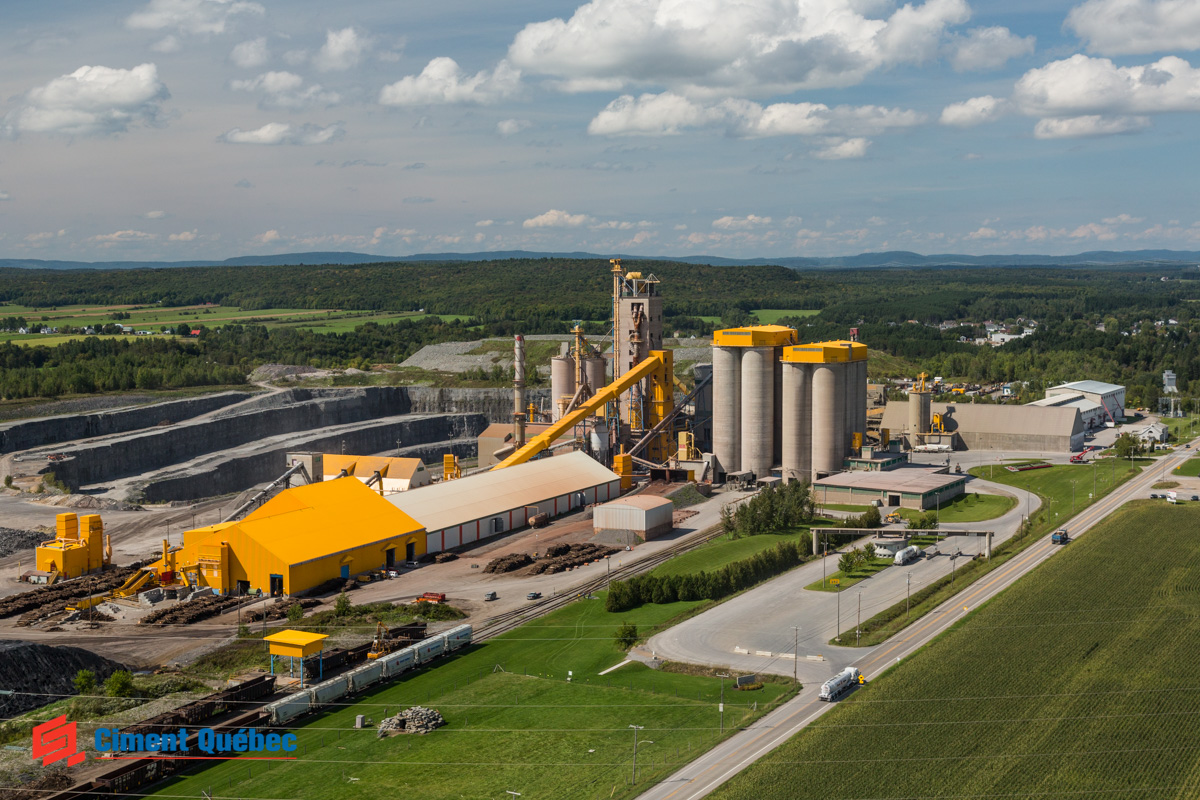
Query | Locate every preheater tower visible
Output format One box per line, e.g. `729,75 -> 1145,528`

711,326 -> 797,478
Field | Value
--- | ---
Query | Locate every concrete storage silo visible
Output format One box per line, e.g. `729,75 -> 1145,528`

692,363 -> 714,453
840,343 -> 868,453
811,362 -> 846,478
711,325 -> 798,480
855,358 -> 868,448
712,345 -> 742,474
780,362 -> 813,482
550,355 -> 575,421
583,356 -> 607,396
740,346 -> 775,479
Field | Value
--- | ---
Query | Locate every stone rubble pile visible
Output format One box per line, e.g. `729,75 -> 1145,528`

377,706 -> 445,737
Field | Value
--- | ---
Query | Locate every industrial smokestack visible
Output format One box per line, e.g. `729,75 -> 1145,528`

514,334 -> 526,448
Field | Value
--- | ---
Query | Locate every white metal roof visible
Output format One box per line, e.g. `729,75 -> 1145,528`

386,450 -> 618,532
599,495 -> 674,511
814,467 -> 965,495
1049,380 -> 1124,396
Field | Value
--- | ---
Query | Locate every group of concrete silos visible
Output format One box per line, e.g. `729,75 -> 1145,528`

550,353 -> 607,420
713,328 -> 868,482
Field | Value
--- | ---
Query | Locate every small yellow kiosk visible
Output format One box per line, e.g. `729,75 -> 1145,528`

263,630 -> 329,686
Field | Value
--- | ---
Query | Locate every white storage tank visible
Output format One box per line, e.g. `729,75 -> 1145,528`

550,355 -> 576,420
593,495 -> 675,543
583,356 -> 607,395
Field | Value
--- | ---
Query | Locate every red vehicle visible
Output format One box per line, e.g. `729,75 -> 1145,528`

416,592 -> 446,604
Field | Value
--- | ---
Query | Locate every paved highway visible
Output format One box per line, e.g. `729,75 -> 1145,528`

637,445 -> 1195,800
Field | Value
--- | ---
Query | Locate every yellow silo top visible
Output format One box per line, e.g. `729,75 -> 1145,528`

712,325 -> 798,347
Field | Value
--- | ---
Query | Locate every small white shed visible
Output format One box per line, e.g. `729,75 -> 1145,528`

593,496 -> 674,542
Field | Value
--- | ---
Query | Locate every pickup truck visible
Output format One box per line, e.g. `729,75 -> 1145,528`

1051,529 -> 1069,545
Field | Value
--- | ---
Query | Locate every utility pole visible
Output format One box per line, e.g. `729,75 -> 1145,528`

856,593 -> 861,645
792,627 -> 799,684
630,725 -> 652,785
906,573 -> 912,618
716,674 -> 730,734
396,438 -> 402,457
1071,480 -> 1075,514
836,583 -> 841,643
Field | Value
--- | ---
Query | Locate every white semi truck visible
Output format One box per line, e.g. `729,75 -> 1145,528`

819,666 -> 862,701
894,545 -> 920,565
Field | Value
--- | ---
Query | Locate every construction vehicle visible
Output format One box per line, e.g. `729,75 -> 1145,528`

367,622 -> 390,659
417,592 -> 446,604
884,512 -> 902,524
1051,529 -> 1070,545
1070,446 -> 1098,464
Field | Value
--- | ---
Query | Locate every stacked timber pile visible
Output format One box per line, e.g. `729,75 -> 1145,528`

140,593 -> 245,625
243,598 -> 321,623
529,543 -> 617,575
0,562 -> 151,626
484,553 -> 532,574
377,706 -> 445,737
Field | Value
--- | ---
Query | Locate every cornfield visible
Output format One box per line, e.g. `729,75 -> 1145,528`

712,502 -> 1200,799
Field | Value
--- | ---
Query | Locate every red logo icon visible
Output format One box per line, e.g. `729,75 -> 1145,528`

32,715 -> 86,768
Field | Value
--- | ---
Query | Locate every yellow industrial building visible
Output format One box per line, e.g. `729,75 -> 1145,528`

153,477 -> 426,596
35,513 -> 111,580
321,454 -> 431,492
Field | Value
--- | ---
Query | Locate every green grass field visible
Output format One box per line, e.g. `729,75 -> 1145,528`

150,595 -> 797,800
649,527 -> 828,579
290,312 -> 471,334
907,491 -> 1016,523
750,309 -> 820,324
1173,455 -> 1200,478
805,556 -> 892,592
712,501 -> 1200,800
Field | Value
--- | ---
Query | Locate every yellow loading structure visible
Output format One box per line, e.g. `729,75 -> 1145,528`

151,477 -> 427,597
36,513 -> 111,581
491,350 -> 675,470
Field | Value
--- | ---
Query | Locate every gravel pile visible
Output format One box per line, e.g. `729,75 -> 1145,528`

434,552 -> 458,563
377,706 -> 445,737
399,340 -> 502,373
0,527 -> 44,559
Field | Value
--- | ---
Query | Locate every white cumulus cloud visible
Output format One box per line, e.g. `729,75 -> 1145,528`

4,63 -> 169,137
948,26 -> 1034,72
0,191 -> 10,201
231,71 -> 339,109
169,229 -> 198,241
509,0 -> 969,97
230,37 -> 269,68
940,95 -> 1006,126
712,215 -> 772,230
254,229 -> 281,244
1066,0 -> 1200,56
589,92 -> 924,138
151,35 -> 181,53
91,230 -> 156,245
523,209 -> 591,228
313,27 -> 369,72
942,54 -> 1200,138
126,0 -> 264,35
1033,115 -> 1150,138
814,137 -> 870,159
219,122 -> 343,145
380,58 -> 520,105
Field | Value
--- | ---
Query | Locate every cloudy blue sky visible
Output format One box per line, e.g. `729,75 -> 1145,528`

2,0 -> 1199,260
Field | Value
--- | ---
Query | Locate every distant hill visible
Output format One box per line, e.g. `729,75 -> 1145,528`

2,249 -> 1199,271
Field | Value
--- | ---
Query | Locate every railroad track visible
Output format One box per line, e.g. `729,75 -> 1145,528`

476,524 -> 727,641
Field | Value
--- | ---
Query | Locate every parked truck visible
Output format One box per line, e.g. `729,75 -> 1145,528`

819,667 -> 862,701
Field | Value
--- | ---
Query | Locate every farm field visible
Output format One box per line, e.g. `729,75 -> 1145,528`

291,312 -> 471,333
750,309 -> 820,324
150,594 -> 797,800
711,501 -> 1200,800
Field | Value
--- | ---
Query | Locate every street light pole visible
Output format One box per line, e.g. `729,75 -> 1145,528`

836,583 -> 841,643
716,674 -> 730,734
856,592 -> 861,645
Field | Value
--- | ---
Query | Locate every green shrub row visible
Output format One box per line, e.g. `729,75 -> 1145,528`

607,540 -> 810,612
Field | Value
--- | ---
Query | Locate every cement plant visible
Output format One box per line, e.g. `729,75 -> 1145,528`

1,259 -> 1199,800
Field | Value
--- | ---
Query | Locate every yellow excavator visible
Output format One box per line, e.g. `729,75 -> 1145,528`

367,622 -> 391,659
